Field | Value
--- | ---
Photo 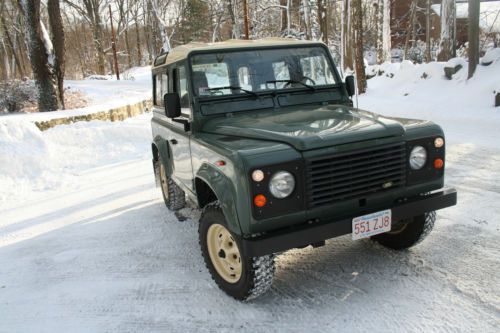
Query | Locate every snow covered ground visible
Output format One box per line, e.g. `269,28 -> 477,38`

1,62 -> 499,332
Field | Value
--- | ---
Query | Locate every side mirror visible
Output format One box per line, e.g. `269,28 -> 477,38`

164,93 -> 181,118
345,75 -> 355,97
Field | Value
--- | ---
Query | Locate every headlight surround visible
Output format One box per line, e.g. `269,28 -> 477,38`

268,171 -> 295,198
409,146 -> 427,170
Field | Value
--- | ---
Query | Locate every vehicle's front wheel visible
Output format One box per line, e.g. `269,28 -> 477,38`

371,211 -> 436,250
159,160 -> 185,210
199,201 -> 275,300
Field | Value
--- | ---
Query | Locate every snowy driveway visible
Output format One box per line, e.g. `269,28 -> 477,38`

1,62 -> 500,332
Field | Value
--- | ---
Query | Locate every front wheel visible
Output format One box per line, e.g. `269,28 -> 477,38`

199,201 -> 275,300
371,211 -> 436,250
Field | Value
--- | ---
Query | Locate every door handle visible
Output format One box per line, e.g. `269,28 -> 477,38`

170,139 -> 178,145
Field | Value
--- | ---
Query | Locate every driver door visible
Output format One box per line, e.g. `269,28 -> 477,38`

168,63 -> 193,190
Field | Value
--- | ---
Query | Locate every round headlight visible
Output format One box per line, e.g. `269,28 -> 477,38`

269,171 -> 295,198
409,146 -> 427,170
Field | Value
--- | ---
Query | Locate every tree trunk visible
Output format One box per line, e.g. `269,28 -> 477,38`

375,0 -> 382,63
425,0 -> 432,62
303,0 -> 312,39
468,0 -> 480,79
135,21 -> 142,65
280,0 -> 288,33
93,11 -> 106,74
124,28 -> 132,68
227,0 -> 240,39
438,0 -> 454,61
1,14 -> 24,79
47,0 -> 65,109
404,0 -> 417,60
342,0 -> 353,71
381,0 -> 391,62
18,0 -> 60,111
352,0 -> 366,93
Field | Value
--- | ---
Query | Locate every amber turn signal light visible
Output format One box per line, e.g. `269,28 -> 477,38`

254,194 -> 267,207
434,158 -> 444,169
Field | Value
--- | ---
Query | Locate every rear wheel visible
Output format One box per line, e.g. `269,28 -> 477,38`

199,201 -> 275,300
371,211 -> 436,250
159,161 -> 185,210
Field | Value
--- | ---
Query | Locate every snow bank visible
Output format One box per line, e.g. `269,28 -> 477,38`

361,59 -> 500,149
0,114 -> 152,208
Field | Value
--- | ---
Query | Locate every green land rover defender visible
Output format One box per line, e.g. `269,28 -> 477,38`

150,38 -> 457,300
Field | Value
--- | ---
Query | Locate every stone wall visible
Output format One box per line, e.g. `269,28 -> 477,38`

35,99 -> 152,131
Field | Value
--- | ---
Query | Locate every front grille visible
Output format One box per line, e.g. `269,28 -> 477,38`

306,143 -> 406,208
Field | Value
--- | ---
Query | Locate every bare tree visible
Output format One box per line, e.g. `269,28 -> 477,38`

468,0 -> 480,79
352,0 -> 366,93
425,0 -> 432,62
404,0 -> 417,60
48,0 -> 66,109
381,0 -> 391,62
17,0 -> 61,111
227,0 -> 240,39
63,0 -> 107,75
341,0 -> 353,71
438,0 -> 455,61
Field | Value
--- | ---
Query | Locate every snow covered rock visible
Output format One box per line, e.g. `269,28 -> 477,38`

481,48 -> 500,66
443,58 -> 466,79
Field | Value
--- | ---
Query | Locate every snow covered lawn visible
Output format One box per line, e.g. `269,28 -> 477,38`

1,63 -> 499,332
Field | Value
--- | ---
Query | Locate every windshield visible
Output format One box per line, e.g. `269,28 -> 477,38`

190,47 -> 337,97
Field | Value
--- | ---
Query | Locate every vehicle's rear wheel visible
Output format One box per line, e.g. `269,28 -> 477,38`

199,201 -> 275,300
159,161 -> 185,210
371,211 -> 436,250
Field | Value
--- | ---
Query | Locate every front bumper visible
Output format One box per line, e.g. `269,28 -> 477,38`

241,188 -> 457,257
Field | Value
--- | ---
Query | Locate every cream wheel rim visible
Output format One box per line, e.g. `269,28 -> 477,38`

207,224 -> 242,283
159,163 -> 169,199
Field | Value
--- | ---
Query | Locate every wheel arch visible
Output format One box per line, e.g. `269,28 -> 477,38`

152,135 -> 173,176
195,166 -> 242,235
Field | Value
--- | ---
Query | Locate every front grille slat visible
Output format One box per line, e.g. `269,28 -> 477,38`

308,153 -> 405,175
308,147 -> 406,169
308,163 -> 405,188
306,143 -> 406,208
309,170 -> 405,193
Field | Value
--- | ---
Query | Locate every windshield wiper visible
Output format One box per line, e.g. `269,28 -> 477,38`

206,86 -> 258,98
265,79 -> 316,91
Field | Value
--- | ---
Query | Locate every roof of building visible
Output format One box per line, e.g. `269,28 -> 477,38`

153,38 -> 322,68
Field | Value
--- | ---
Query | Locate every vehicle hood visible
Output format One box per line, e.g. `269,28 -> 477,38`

202,105 -> 406,151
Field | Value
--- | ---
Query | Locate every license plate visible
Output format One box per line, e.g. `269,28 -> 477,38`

352,209 -> 392,240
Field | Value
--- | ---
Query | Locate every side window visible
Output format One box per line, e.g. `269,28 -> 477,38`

154,75 -> 162,106
154,73 -> 168,106
178,66 -> 190,111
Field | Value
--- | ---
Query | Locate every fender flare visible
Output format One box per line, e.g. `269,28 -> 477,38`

196,163 -> 241,235
153,135 -> 173,176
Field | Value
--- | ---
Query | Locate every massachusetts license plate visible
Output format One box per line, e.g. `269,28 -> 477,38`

352,209 -> 392,240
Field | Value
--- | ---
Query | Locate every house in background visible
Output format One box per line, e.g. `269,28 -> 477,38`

390,0 -> 500,50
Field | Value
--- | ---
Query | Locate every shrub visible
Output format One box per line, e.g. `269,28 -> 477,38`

0,80 -> 38,113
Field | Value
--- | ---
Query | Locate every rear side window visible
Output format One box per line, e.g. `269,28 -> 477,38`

154,73 -> 168,106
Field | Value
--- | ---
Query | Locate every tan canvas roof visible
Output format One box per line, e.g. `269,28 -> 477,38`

153,38 -> 323,68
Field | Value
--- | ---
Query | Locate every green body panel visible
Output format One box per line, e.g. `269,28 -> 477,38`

153,134 -> 172,176
150,40 -> 447,238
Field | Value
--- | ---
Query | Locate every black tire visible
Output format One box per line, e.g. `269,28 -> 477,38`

199,201 -> 275,301
371,211 -> 436,250
159,160 -> 185,211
